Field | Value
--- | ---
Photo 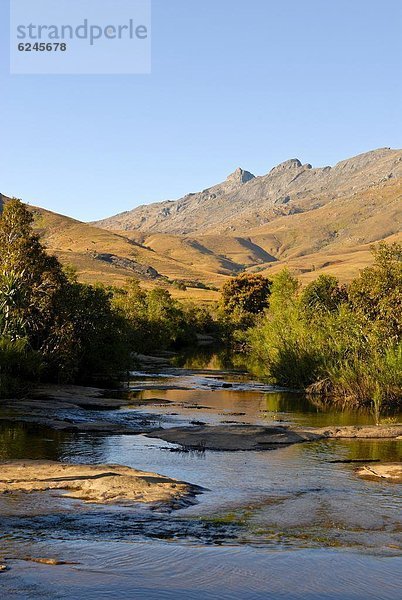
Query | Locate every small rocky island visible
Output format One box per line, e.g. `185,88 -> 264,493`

0,460 -> 202,508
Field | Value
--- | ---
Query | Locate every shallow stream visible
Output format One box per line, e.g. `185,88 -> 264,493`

0,351 -> 401,599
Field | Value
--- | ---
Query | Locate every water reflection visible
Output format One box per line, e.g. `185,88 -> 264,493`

0,422 -> 108,462
162,349 -> 401,426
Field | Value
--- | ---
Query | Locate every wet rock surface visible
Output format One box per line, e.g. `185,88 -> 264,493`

0,460 -> 203,508
146,423 -> 402,451
1,382 -> 400,447
304,425 -> 402,439
355,463 -> 402,483
146,424 -> 321,450
0,385 -> 158,434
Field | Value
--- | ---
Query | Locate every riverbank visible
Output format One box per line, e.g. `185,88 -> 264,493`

1,382 -> 401,448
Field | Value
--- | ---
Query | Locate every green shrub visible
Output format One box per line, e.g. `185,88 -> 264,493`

221,273 -> 272,319
245,246 -> 402,412
113,281 -> 199,353
0,337 -> 41,398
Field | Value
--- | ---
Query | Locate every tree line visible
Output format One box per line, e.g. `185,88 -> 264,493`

220,248 -> 401,414
1,198 -> 400,415
0,199 -> 213,396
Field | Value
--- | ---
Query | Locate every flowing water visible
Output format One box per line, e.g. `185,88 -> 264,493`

0,350 -> 401,599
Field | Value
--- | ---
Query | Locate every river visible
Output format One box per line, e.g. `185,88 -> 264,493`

0,350 -> 401,599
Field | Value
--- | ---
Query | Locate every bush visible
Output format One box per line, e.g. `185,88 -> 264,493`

300,274 -> 347,314
44,281 -> 130,383
245,246 -> 402,412
220,273 -> 272,330
0,337 -> 41,397
113,281 -> 198,354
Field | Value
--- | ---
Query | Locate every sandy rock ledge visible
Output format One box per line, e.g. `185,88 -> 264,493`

0,460 -> 202,508
355,463 -> 402,483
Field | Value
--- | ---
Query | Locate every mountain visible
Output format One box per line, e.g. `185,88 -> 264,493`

93,167 -> 256,233
93,148 -> 402,235
1,148 -> 401,297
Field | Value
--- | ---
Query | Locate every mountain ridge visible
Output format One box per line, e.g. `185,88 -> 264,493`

92,148 -> 402,235
1,147 -> 401,298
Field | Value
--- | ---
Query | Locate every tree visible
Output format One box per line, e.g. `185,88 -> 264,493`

0,199 -> 129,388
0,198 -> 66,346
46,281 -> 129,383
348,242 -> 402,340
221,273 -> 272,317
267,269 -> 299,313
301,274 -> 347,315
245,255 -> 402,409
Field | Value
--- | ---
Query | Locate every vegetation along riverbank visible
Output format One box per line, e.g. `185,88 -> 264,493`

240,244 -> 401,414
0,198 -> 401,416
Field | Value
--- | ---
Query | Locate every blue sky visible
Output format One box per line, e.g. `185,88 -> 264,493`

1,0 -> 401,221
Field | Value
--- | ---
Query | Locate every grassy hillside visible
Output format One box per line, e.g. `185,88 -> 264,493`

126,179 -> 401,284
0,197 -> 221,301
242,178 -> 402,280
33,207 -> 224,298
1,151 -> 400,297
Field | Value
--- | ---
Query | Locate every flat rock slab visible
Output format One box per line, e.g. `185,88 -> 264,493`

44,420 -> 149,434
146,424 -> 322,451
355,463 -> 402,483
32,384 -> 131,409
146,423 -> 402,451
129,398 -> 173,406
0,460 -> 202,508
0,413 -> 150,435
0,384 -> 154,434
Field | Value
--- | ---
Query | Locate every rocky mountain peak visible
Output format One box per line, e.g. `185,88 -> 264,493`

269,158 -> 303,174
226,168 -> 255,184
91,147 -> 402,236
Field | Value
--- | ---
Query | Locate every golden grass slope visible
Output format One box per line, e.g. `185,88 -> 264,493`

133,179 -> 401,284
242,179 -> 402,281
1,165 -> 400,297
30,205 -> 225,294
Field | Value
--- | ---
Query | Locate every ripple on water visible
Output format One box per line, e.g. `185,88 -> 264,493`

2,541 -> 402,600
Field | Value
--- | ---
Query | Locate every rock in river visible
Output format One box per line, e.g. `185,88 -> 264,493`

355,463 -> 402,483
0,460 -> 203,508
146,423 -> 402,451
